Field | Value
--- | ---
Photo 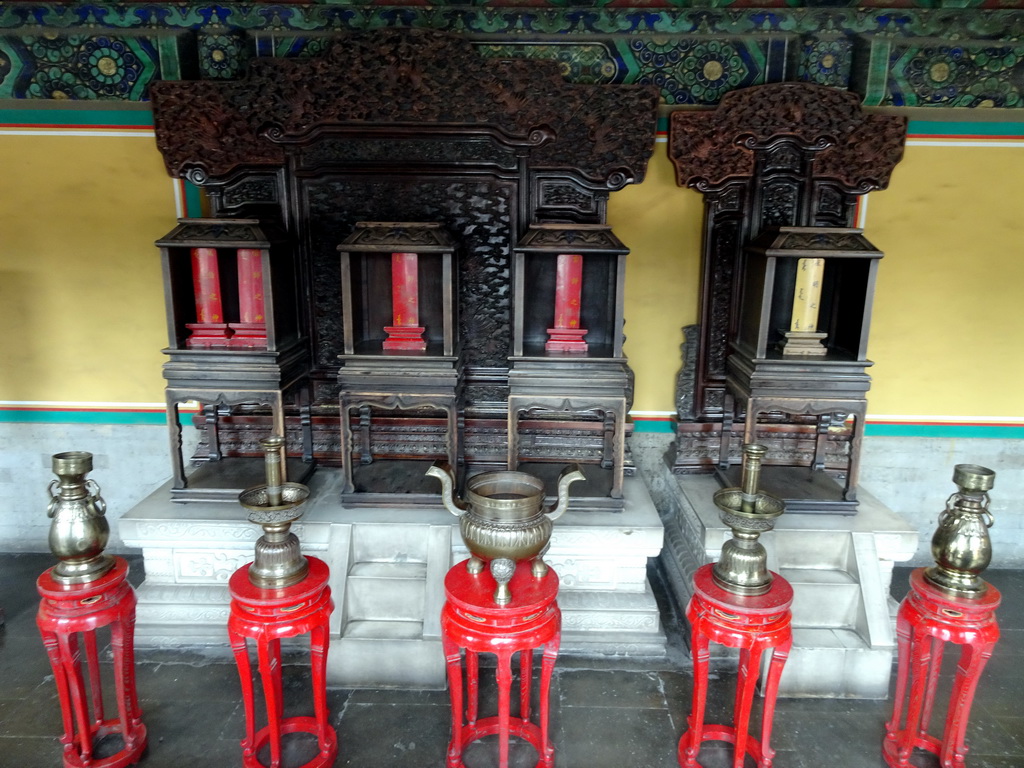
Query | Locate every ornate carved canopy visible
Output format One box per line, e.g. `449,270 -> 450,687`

670,83 -> 906,194
152,29 -> 659,190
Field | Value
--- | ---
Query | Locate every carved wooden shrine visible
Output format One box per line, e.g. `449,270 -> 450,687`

667,83 -> 906,508
509,223 -> 631,502
336,222 -> 463,503
156,218 -> 313,500
724,227 -> 884,511
151,30 -> 658,502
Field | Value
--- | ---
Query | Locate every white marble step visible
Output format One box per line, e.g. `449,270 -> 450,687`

771,529 -> 854,571
346,561 -> 427,623
780,627 -> 893,698
561,629 -> 669,657
351,525 -> 431,564
558,588 -> 663,635
330,634 -> 445,689
779,567 -> 862,630
344,618 -> 424,640
132,582 -> 230,645
348,561 -> 428,579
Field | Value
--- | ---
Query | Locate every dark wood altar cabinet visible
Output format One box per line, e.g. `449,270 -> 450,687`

156,218 -> 313,501
509,223 -> 631,505
150,31 -> 659,503
666,83 -> 906,511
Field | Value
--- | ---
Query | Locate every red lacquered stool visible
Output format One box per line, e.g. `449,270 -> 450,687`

441,560 -> 560,768
884,569 -> 1001,768
679,563 -> 793,768
36,557 -> 147,768
228,556 -> 337,768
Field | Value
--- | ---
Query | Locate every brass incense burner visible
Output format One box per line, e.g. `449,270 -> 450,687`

238,436 -> 310,589
46,451 -> 115,585
712,444 -> 785,596
427,462 -> 584,604
925,464 -> 996,598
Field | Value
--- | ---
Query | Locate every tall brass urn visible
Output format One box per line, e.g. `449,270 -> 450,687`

427,462 -> 583,604
925,464 -> 996,598
46,451 -> 114,585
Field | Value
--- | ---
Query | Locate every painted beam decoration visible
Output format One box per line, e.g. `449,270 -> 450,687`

0,5 -> 1023,107
151,29 -> 660,188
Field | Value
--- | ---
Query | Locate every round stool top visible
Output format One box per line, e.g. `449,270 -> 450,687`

445,560 -> 558,620
908,568 -> 1001,619
37,556 -> 130,602
693,563 -> 794,615
230,555 -> 330,609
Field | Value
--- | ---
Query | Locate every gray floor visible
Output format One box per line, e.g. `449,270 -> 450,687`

1,552 -> 1022,768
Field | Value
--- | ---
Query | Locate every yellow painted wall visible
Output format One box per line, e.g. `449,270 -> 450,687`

0,134 -> 174,402
1,130 -> 1022,419
610,148 -> 703,414
865,143 -> 1024,418
609,138 -> 1024,419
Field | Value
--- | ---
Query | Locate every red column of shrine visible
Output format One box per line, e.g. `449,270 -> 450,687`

546,253 -> 587,353
383,252 -> 426,351
229,248 -> 268,348
186,247 -> 231,347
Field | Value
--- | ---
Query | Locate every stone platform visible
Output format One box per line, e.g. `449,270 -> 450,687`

119,469 -> 666,688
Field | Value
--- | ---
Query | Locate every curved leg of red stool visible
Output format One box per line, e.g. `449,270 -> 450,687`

59,632 -> 93,763
269,638 -> 284,720
496,649 -> 514,768
886,604 -> 913,747
109,615 -> 132,745
941,639 -> 995,768
681,613 -> 710,768
467,650 -> 479,725
309,622 -> 333,757
899,623 -> 932,768
39,629 -> 76,752
257,635 -> 284,768
122,598 -> 144,733
229,630 -> 257,758
539,635 -> 559,768
520,648 -> 532,722
921,635 -> 944,735
760,636 -> 791,768
84,630 -> 105,726
442,634 -> 464,768
733,643 -> 763,768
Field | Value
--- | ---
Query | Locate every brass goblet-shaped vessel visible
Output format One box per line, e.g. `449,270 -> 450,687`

925,463 -> 996,598
712,444 -> 785,596
238,436 -> 310,589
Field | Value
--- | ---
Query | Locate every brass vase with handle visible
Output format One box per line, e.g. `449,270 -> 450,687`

925,463 -> 996,598
46,451 -> 114,585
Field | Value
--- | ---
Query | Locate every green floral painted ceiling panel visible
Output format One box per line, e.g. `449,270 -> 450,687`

0,5 -> 1023,105
0,29 -> 192,99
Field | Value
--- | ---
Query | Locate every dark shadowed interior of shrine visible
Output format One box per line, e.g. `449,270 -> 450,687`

2,4 -> 1024,768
